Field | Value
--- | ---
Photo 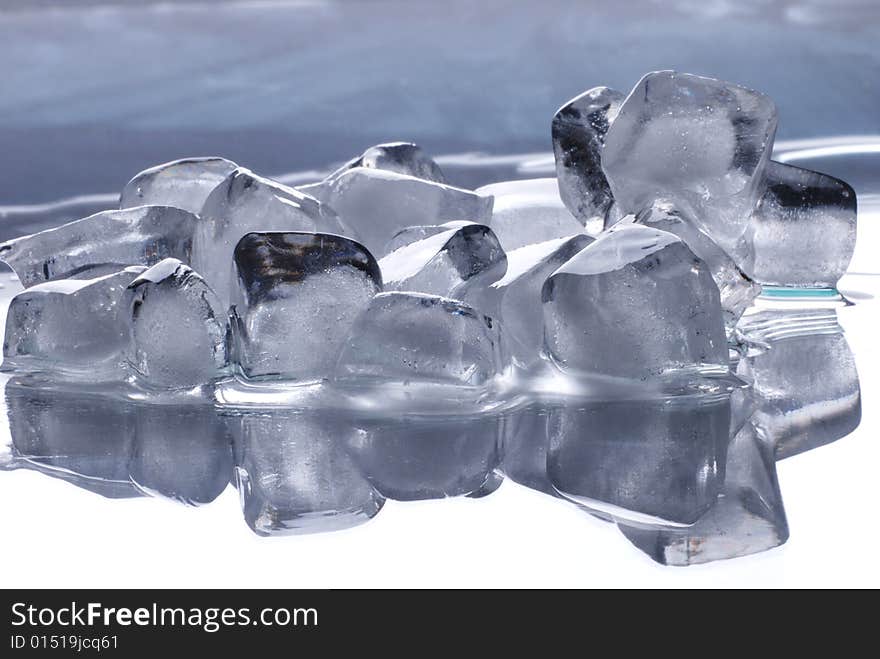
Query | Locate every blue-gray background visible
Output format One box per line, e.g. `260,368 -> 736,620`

1,0 -> 878,205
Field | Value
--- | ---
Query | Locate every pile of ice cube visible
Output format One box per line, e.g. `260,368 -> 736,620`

0,71 -> 856,392
0,71 -> 860,563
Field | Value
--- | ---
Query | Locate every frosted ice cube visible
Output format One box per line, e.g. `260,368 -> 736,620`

346,415 -> 503,500
334,292 -> 503,386
547,396 -> 729,525
749,162 -> 857,288
383,220 -> 475,254
318,167 -> 493,256
125,259 -> 228,389
129,404 -> 233,506
0,206 -> 197,288
475,178 -> 592,250
552,87 -> 624,226
379,223 -> 505,297
542,224 -> 728,379
620,422 -> 788,565
326,141 -> 446,184
633,200 -> 761,328
120,157 -> 238,214
3,267 -> 145,379
195,167 -> 354,304
230,232 -> 381,381
603,71 -> 777,256
231,411 -> 384,536
737,309 -> 860,459
460,234 -> 592,368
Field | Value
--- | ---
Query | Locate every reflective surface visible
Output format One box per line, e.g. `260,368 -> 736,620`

0,272 -> 865,565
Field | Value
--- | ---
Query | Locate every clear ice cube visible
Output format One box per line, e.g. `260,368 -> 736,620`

0,206 -> 197,288
195,167 -> 354,304
547,396 -> 729,525
231,410 -> 384,536
326,141 -> 446,184
379,223 -> 505,297
383,220 -> 475,254
230,232 -> 382,381
620,421 -> 788,565
603,71 -> 778,256
346,415 -> 503,501
542,224 -> 728,379
749,162 -> 857,288
125,258 -> 228,389
119,157 -> 238,214
475,178 -> 592,250
737,309 -> 861,459
632,200 -> 761,328
334,292 -> 504,386
317,167 -> 493,257
3,267 -> 145,379
460,235 -> 592,368
552,87 -> 624,226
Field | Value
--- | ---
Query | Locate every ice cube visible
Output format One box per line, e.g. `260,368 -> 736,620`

120,157 -> 238,214
129,404 -> 233,505
378,223 -> 505,297
0,206 -> 197,288
474,178 -> 591,250
334,292 -> 504,386
231,410 -> 384,536
620,422 -> 788,565
3,267 -> 145,379
383,220 -> 475,254
4,384 -> 139,498
737,309 -> 860,459
552,87 -> 624,226
547,395 -> 729,525
346,415 -> 503,500
326,141 -> 446,184
230,232 -> 382,381
125,259 -> 228,389
317,168 -> 493,256
749,162 -> 857,288
460,234 -> 592,368
632,200 -> 761,328
195,167 -> 354,304
542,224 -> 728,379
603,71 -> 777,256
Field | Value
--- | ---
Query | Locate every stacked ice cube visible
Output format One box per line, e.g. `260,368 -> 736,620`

0,72 -> 861,562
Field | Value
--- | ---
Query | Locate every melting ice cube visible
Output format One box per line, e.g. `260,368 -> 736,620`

603,71 -> 777,258
379,223 -> 505,297
552,87 -> 624,226
0,206 -> 197,288
3,267 -> 145,379
125,258 -> 228,389
748,162 -> 857,288
230,232 -> 382,381
120,157 -> 238,214
334,292 -> 504,386
196,167 -> 354,304
542,224 -> 728,379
